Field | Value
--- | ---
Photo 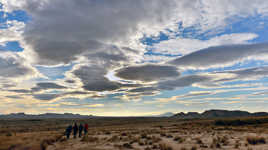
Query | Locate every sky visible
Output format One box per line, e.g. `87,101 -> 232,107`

0,0 -> 268,116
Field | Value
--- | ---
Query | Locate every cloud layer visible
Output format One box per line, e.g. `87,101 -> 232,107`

169,43 -> 268,69
116,64 -> 180,82
1,0 -> 268,115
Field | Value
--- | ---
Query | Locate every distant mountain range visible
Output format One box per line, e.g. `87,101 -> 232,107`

0,113 -> 95,119
0,110 -> 267,119
173,109 -> 268,119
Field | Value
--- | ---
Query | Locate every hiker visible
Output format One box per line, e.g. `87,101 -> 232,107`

84,123 -> 88,135
65,125 -> 72,139
78,123 -> 84,138
73,123 -> 78,138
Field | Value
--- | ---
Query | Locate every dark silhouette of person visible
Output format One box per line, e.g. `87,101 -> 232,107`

84,123 -> 88,135
78,123 -> 84,138
65,125 -> 72,139
73,123 -> 78,138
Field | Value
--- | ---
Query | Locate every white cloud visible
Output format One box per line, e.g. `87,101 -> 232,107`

151,33 -> 258,55
0,20 -> 24,46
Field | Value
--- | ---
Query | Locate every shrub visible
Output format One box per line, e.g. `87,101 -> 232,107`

160,133 -> 166,137
247,136 -> 266,145
145,147 -> 152,150
40,139 -> 56,150
122,143 -> 133,149
108,135 -> 119,142
195,138 -> 203,144
141,133 -> 147,139
6,132 -> 12,137
166,134 -> 173,138
152,136 -> 162,143
174,136 -> 185,143
191,146 -> 197,150
138,141 -> 145,146
152,144 -> 158,149
159,143 -> 173,150
81,135 -> 98,143
121,132 -> 127,136
215,118 -> 268,126
105,131 -> 111,135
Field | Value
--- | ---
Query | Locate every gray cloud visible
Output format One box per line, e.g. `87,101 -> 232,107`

31,82 -> 66,92
8,82 -> 66,94
215,66 -> 268,83
5,95 -> 22,99
158,75 -> 212,90
9,89 -> 32,93
169,43 -> 268,69
0,52 -> 33,78
32,91 -> 90,101
20,0 -> 177,65
128,87 -> 158,93
73,65 -> 145,92
33,93 -> 59,101
116,64 -> 180,82
156,66 -> 268,91
73,65 -> 122,92
225,66 -> 268,79
65,80 -> 75,83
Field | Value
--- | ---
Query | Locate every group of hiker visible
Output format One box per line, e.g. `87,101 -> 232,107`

65,123 -> 88,139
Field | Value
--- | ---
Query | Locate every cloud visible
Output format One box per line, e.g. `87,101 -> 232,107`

5,95 -> 22,99
8,89 -> 31,93
158,75 -> 212,90
169,43 -> 268,69
31,82 -> 66,92
215,66 -> 268,82
155,91 -> 214,103
180,91 -> 214,98
0,20 -> 24,46
1,0 -> 268,114
5,0 -> 178,65
72,65 -> 123,92
33,93 -> 59,101
31,90 -> 91,101
0,52 -> 34,78
8,82 -> 66,94
128,87 -> 157,93
115,64 -> 180,82
151,33 -> 258,55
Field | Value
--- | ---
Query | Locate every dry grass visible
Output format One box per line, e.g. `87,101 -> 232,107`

1,117 -> 268,150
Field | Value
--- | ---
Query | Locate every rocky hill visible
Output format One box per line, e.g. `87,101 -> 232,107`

173,109 -> 268,119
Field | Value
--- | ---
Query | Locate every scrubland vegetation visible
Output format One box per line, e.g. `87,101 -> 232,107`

0,117 -> 268,150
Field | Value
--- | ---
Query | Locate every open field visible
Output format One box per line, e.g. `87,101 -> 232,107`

1,117 -> 268,150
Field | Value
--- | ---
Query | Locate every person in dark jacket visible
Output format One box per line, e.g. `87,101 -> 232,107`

65,125 -> 72,139
78,123 -> 84,138
73,123 -> 78,138
84,123 -> 88,135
